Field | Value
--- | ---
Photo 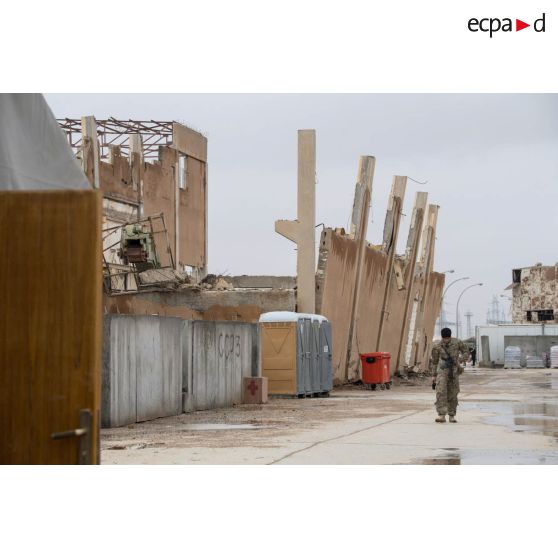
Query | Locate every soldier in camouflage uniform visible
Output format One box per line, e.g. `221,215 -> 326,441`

430,327 -> 470,423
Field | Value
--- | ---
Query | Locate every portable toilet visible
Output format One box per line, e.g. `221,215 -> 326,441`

259,312 -> 332,397
551,346 -> 558,369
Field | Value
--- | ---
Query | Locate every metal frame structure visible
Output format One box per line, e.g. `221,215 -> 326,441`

102,213 -> 176,294
57,118 -> 174,160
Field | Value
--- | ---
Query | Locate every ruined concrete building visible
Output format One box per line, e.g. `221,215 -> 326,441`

276,132 -> 444,383
59,116 -> 294,321
509,264 -> 558,324
314,176 -> 443,383
60,121 -> 443,381
58,117 -> 208,282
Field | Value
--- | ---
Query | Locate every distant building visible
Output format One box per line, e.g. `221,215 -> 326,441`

508,263 -> 558,324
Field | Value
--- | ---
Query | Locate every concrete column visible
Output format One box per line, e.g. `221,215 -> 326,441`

174,151 -> 180,272
129,134 -> 144,219
200,162 -> 208,281
376,176 -> 407,351
80,116 -> 100,189
394,191 -> 428,373
275,130 -> 316,314
409,204 -> 439,367
345,156 -> 376,381
349,157 -> 375,240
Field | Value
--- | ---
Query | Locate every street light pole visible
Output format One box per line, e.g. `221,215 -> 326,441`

456,283 -> 483,339
440,276 -> 470,330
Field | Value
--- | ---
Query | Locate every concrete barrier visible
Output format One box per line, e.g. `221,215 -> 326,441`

102,315 -> 259,427
102,315 -> 184,427
183,321 -> 259,412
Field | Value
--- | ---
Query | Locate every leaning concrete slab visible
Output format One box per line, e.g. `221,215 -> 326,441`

376,175 -> 407,352
406,204 -> 441,369
345,156 -> 375,382
394,192 -> 428,373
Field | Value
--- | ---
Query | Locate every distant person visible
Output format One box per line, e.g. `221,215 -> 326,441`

430,328 -> 470,423
471,347 -> 477,367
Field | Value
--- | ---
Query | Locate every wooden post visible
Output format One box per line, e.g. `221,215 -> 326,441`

275,130 -> 316,314
394,191 -> 428,373
376,176 -> 407,351
345,156 -> 375,381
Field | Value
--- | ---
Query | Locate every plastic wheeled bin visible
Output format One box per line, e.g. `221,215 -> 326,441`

360,352 -> 391,390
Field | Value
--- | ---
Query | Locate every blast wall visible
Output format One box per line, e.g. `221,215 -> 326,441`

102,315 -> 259,428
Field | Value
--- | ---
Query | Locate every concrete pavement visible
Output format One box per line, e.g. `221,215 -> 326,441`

101,367 -> 558,464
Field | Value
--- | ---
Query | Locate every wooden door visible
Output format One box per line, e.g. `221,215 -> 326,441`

0,190 -> 102,464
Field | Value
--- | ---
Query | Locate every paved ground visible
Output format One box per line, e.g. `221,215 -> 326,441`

101,367 -> 558,464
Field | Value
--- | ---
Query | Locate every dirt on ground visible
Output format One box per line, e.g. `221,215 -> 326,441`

101,375 -> 431,452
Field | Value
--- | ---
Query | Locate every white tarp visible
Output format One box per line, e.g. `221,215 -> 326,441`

0,94 -> 90,190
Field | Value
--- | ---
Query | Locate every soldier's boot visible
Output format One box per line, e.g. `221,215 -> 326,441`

435,415 -> 446,423
448,415 -> 457,423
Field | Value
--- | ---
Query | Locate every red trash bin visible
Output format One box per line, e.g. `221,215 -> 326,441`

360,352 -> 391,390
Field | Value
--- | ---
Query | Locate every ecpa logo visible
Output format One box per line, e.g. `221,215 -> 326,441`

468,13 -> 546,37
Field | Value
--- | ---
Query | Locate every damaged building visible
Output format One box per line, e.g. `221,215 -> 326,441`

476,264 -> 558,368
276,132 -> 444,384
58,117 -> 294,321
56,120 -> 444,426
2,94 -> 447,463
509,264 -> 558,324
58,118 -> 208,281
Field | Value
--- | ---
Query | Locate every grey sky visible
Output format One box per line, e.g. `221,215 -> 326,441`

45,94 -> 558,332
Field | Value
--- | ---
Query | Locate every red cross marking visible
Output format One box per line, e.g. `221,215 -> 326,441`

247,380 -> 259,396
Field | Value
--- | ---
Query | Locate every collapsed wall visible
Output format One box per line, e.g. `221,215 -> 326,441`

316,228 -> 444,383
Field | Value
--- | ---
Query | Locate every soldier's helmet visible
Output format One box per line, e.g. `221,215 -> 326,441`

441,328 -> 452,338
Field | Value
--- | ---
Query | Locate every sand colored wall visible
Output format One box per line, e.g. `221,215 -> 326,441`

316,228 -> 443,383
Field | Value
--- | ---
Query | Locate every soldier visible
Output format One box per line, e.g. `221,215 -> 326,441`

430,327 -> 470,423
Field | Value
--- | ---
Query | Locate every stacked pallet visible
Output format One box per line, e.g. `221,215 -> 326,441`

526,355 -> 545,368
504,346 -> 522,369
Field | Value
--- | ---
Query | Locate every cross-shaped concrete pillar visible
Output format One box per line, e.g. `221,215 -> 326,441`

275,130 -> 316,314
